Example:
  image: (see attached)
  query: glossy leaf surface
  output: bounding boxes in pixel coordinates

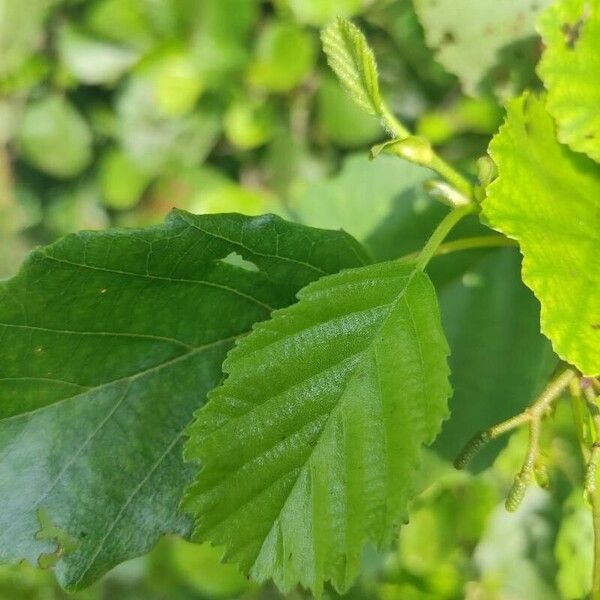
[184,260,450,596]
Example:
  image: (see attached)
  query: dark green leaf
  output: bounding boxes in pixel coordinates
[0,210,368,588]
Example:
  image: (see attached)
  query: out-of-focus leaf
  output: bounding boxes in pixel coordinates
[434,248,557,469]
[151,538,252,599]
[0,0,54,80]
[247,21,315,92]
[224,98,275,150]
[58,25,139,85]
[483,92,600,376]
[132,166,287,228]
[84,0,156,49]
[290,153,431,246]
[474,491,560,599]
[285,0,374,26]
[18,95,93,179]
[414,0,552,96]
[304,160,557,469]
[0,211,368,588]
[317,75,382,148]
[368,0,455,93]
[397,474,498,596]
[192,0,258,88]
[135,47,204,118]
[116,78,219,173]
[417,97,503,145]
[555,492,593,599]
[538,0,600,162]
[100,149,152,210]
[45,183,109,235]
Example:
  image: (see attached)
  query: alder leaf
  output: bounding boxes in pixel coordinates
[184,260,451,596]
[0,211,368,588]
[321,18,384,117]
[414,0,551,96]
[538,0,600,162]
[483,93,600,376]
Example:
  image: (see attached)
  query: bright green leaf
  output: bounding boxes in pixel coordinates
[414,0,552,96]
[18,95,93,179]
[0,211,367,588]
[538,0,600,162]
[224,98,275,150]
[184,260,451,596]
[321,18,384,117]
[483,92,600,376]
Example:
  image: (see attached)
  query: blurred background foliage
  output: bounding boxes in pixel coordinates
[0,0,589,598]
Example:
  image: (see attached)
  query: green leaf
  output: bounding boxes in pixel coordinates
[483,92,600,376]
[538,0,600,162]
[224,98,275,150]
[116,79,220,173]
[290,153,432,248]
[321,18,384,117]
[414,0,552,96]
[18,95,93,179]
[0,0,55,80]
[0,211,367,588]
[247,21,315,93]
[184,260,451,596]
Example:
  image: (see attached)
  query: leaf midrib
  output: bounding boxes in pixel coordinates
[249,265,421,575]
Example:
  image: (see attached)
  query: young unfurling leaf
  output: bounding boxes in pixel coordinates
[321,18,384,119]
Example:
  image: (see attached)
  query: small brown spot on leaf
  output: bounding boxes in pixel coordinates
[442,30,456,44]
[562,4,591,49]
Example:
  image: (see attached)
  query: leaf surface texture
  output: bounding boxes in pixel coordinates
[483,93,600,375]
[184,260,451,596]
[538,0,600,162]
[0,210,367,587]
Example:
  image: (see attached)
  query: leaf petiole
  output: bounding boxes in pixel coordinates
[399,234,518,263]
[414,204,476,271]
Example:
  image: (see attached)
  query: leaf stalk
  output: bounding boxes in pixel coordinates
[414,204,476,271]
